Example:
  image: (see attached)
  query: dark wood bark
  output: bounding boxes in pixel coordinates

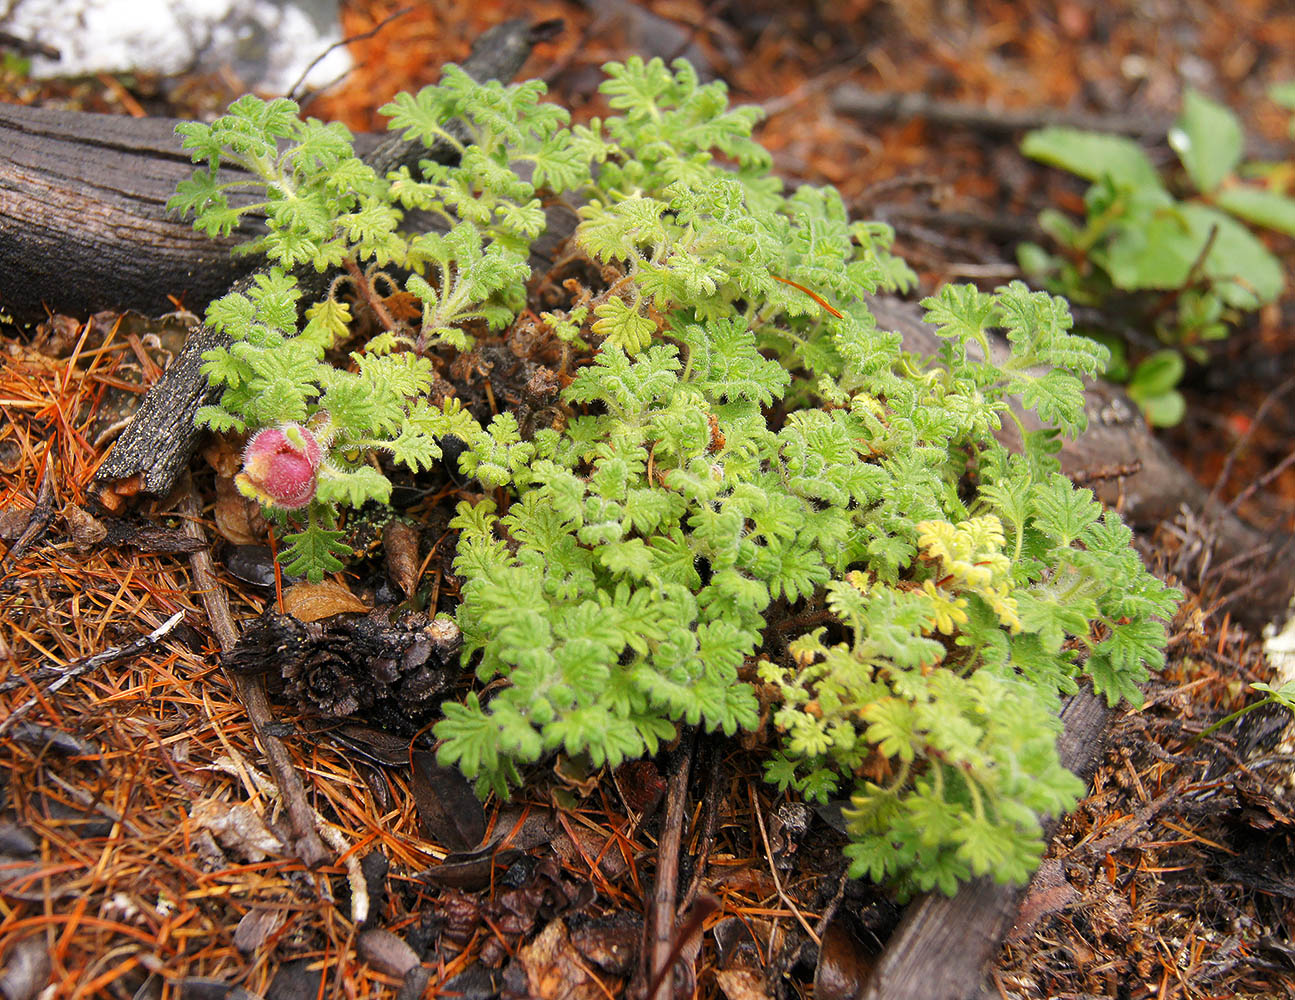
[0,103,258,320]
[0,20,550,323]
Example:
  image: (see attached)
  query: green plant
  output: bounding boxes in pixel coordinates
[172,57,1179,896]
[1195,679,1295,743]
[1018,85,1295,425]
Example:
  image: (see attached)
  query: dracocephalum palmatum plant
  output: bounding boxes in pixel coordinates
[171,56,1180,896]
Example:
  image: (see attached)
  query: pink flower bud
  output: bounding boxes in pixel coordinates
[236,423,323,510]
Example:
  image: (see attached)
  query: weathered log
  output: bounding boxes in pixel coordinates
[0,103,258,320]
[0,21,552,322]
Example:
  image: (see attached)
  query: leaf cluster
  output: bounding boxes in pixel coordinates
[1019,84,1295,425]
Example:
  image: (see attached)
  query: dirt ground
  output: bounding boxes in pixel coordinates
[2,2,1294,998]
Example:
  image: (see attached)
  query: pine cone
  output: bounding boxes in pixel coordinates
[224,607,462,723]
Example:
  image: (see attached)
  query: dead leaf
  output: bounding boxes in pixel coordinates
[169,979,263,1000]
[712,916,762,970]
[0,507,31,540]
[266,958,323,1000]
[0,859,82,901]
[383,518,421,596]
[202,436,244,479]
[233,908,287,953]
[9,722,98,756]
[813,913,877,1000]
[516,920,607,1000]
[0,823,37,856]
[0,936,51,1000]
[358,929,420,978]
[213,474,264,547]
[1008,858,1080,941]
[327,723,411,767]
[707,864,777,898]
[614,759,666,817]
[383,290,422,322]
[102,516,206,554]
[62,504,106,548]
[281,580,368,621]
[410,750,487,851]
[190,799,287,863]
[434,966,500,1000]
[568,911,641,976]
[715,968,770,1000]
[225,545,280,587]
[551,823,628,879]
[416,848,525,891]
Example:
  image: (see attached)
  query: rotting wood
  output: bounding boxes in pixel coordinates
[0,20,558,324]
[0,103,258,321]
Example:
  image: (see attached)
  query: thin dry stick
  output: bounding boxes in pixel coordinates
[1206,373,1295,510]
[287,5,415,104]
[749,786,820,946]
[342,255,400,334]
[0,448,56,569]
[1224,445,1295,517]
[679,742,723,912]
[0,610,186,735]
[179,482,330,867]
[646,736,695,1000]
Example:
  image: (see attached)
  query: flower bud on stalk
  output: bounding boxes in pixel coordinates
[237,423,323,510]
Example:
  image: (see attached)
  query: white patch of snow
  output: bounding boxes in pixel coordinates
[1,0,351,94]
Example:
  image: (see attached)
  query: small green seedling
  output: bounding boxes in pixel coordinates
[1019,84,1295,425]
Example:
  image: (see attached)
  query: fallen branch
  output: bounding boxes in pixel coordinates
[831,83,1172,138]
[0,449,55,570]
[644,736,695,1000]
[0,608,187,736]
[831,83,1286,160]
[179,480,330,867]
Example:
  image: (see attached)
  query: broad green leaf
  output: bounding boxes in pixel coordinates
[1271,81,1295,111]
[1022,127,1163,190]
[1129,387,1185,427]
[1127,349,1184,397]
[1214,186,1295,237]
[1101,202,1284,306]
[1168,89,1243,194]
